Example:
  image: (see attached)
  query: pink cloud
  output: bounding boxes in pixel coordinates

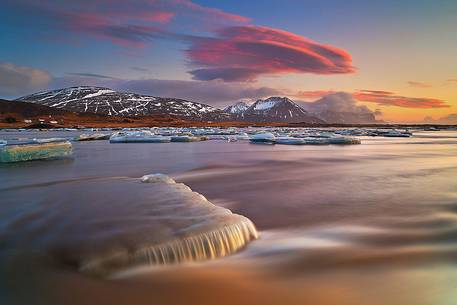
[353,90,449,108]
[296,89,449,109]
[136,11,175,23]
[187,25,355,81]
[177,0,250,23]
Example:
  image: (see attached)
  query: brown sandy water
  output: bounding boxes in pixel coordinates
[1,130,457,305]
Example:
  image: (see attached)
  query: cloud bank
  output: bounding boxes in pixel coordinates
[299,92,373,114]
[424,114,457,124]
[0,62,51,98]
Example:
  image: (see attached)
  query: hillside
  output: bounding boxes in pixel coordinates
[17,86,232,121]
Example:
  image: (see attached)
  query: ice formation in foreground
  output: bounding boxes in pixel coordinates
[0,140,72,162]
[1,174,258,275]
[76,175,258,274]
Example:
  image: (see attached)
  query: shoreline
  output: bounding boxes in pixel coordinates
[1,120,456,130]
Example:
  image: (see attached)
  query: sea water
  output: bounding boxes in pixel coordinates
[1,130,457,305]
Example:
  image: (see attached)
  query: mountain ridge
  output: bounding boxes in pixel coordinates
[17,86,232,122]
[15,87,378,124]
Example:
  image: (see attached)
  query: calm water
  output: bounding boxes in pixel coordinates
[1,130,457,305]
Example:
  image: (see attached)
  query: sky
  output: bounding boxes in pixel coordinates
[0,0,456,122]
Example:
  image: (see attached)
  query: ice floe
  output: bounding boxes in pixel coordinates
[74,133,110,141]
[0,139,72,162]
[110,131,171,143]
[249,133,276,144]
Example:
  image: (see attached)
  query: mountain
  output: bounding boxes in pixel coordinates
[15,87,378,124]
[17,86,232,122]
[223,101,249,114]
[224,97,324,123]
[0,99,237,128]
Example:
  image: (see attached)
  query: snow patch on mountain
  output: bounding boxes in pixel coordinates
[82,89,116,100]
[224,101,250,114]
[252,99,280,110]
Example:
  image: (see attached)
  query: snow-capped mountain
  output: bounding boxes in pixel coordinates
[17,86,232,121]
[224,97,324,123]
[223,101,249,114]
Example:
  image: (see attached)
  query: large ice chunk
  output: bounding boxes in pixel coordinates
[0,140,72,163]
[170,135,203,142]
[1,174,258,275]
[249,133,276,144]
[74,133,110,141]
[141,173,176,184]
[110,131,171,143]
[328,136,361,145]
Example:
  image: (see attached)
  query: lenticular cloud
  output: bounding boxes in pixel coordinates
[187,25,355,81]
